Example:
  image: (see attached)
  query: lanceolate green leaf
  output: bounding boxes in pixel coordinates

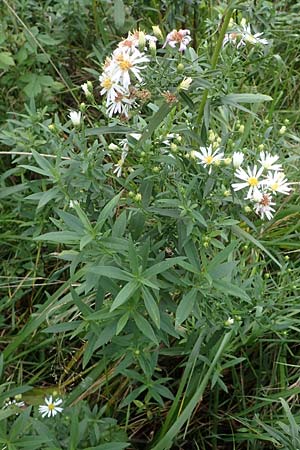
[88,265,133,282]
[133,312,159,345]
[221,93,272,104]
[175,288,198,326]
[142,287,160,328]
[110,280,139,311]
[143,257,185,278]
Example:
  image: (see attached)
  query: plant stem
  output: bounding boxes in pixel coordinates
[196,7,233,126]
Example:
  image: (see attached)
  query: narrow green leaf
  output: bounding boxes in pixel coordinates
[88,266,132,282]
[0,183,28,199]
[222,93,272,104]
[96,193,121,231]
[142,287,160,328]
[175,288,197,326]
[133,313,159,345]
[85,126,136,136]
[116,313,130,335]
[143,257,185,278]
[139,103,174,145]
[110,280,139,311]
[214,279,250,302]
[43,321,81,333]
[33,231,80,243]
[114,0,125,29]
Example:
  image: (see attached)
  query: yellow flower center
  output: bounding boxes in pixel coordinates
[246,34,256,44]
[204,155,214,164]
[248,177,258,186]
[101,78,113,89]
[48,403,54,410]
[271,182,279,191]
[119,59,132,71]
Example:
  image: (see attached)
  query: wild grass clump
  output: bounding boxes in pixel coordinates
[0,1,300,449]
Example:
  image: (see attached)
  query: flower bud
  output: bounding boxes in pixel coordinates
[108,143,119,151]
[177,63,184,72]
[232,151,244,168]
[69,110,81,127]
[149,39,157,57]
[279,125,286,135]
[138,31,146,52]
[152,25,163,40]
[135,193,142,202]
[48,123,56,132]
[225,317,234,326]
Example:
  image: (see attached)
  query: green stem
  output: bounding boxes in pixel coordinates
[196,7,233,126]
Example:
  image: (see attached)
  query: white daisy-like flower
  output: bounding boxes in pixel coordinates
[110,49,149,90]
[192,145,224,174]
[113,149,128,178]
[253,192,276,220]
[232,151,244,168]
[106,93,133,118]
[240,21,268,46]
[223,32,241,47]
[258,151,282,171]
[99,72,126,104]
[163,29,192,52]
[118,30,157,52]
[178,77,193,91]
[264,171,291,195]
[232,165,264,200]
[69,111,81,126]
[38,396,63,418]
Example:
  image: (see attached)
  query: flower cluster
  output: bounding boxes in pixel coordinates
[191,137,291,221]
[97,27,192,118]
[223,18,268,48]
[232,151,291,220]
[99,30,153,118]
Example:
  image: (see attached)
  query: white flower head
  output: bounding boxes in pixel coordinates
[223,32,241,47]
[232,165,264,200]
[253,192,276,220]
[192,145,224,174]
[106,93,134,118]
[259,151,282,171]
[232,151,244,168]
[163,29,192,52]
[110,48,149,90]
[178,77,193,91]
[69,111,81,126]
[99,72,126,104]
[264,171,291,195]
[240,21,268,46]
[118,30,157,53]
[38,396,63,418]
[113,148,128,178]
